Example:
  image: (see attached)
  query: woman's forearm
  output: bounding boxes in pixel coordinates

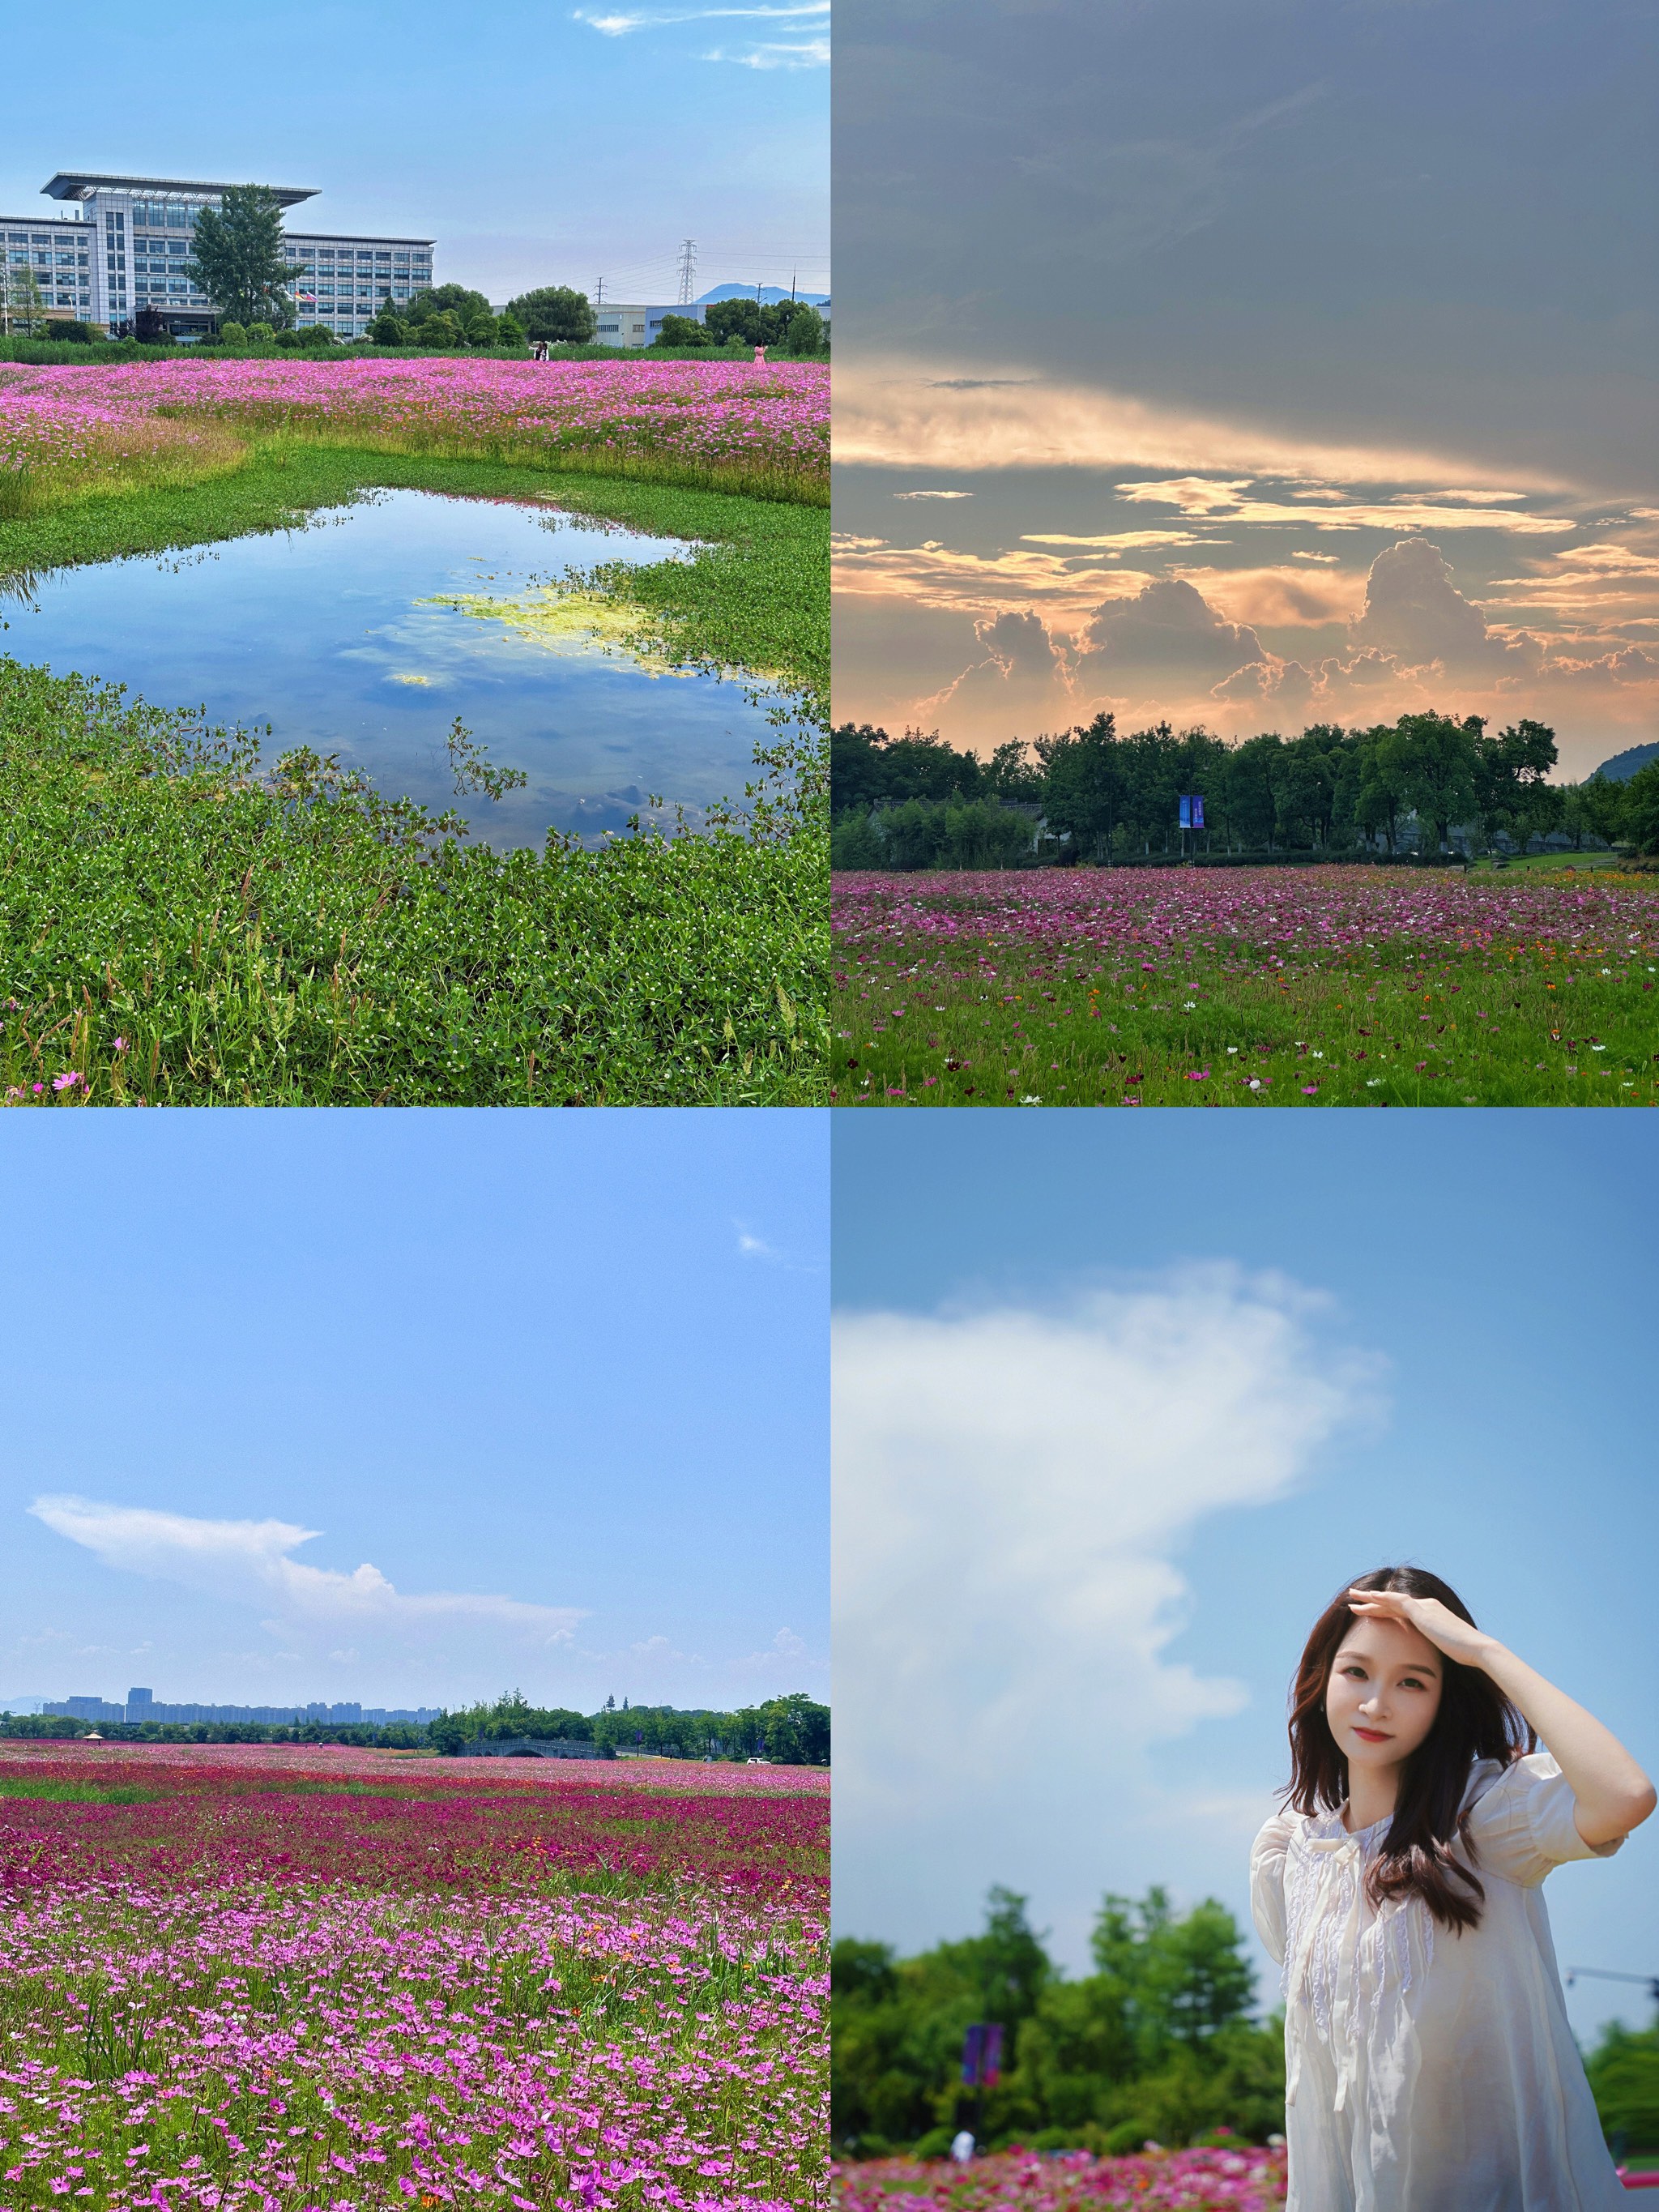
[1474,1638,1657,1847]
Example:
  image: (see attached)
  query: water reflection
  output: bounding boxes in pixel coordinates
[0,489,782,846]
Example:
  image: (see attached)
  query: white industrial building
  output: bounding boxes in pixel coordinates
[593,301,706,347]
[15,172,435,338]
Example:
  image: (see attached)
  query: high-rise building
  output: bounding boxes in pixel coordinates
[35,173,435,339]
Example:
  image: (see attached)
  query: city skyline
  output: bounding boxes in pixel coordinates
[834,0,1656,779]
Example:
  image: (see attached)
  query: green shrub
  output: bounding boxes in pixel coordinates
[218,320,248,347]
[247,321,274,344]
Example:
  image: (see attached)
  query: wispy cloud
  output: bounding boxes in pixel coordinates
[28,1497,584,1656]
[836,357,1576,493]
[736,1222,779,1262]
[894,490,975,502]
[574,1,829,61]
[700,36,828,66]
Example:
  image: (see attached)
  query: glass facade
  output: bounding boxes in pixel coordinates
[32,177,434,338]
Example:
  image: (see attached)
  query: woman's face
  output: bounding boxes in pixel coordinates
[1325,1613,1444,1776]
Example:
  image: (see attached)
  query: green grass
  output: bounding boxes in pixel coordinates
[0,443,827,1106]
[834,935,1659,1107]
[0,1778,164,1804]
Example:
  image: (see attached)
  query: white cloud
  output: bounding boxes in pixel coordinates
[895,490,975,501]
[832,1270,1375,1952]
[27,1497,584,1659]
[700,36,828,66]
[736,1223,778,1260]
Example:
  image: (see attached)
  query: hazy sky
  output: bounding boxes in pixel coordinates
[834,0,1658,777]
[0,0,829,304]
[833,1111,1659,2043]
[0,1111,826,1718]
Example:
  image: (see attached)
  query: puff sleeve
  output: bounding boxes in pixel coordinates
[1250,1809,1298,1964]
[1462,1751,1627,1888]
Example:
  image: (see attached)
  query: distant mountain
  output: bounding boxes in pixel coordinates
[0,1696,49,1715]
[696,283,830,306]
[1593,741,1659,782]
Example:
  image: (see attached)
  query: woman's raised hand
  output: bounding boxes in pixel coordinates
[1346,1586,1494,1668]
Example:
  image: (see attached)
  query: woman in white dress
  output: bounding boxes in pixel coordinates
[1251,1567,1654,2212]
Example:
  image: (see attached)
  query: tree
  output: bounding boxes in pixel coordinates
[1586,2020,1659,2152]
[420,310,466,348]
[1575,771,1630,850]
[464,309,499,347]
[1038,712,1125,861]
[497,310,526,348]
[1621,758,1659,855]
[2,264,49,337]
[506,285,597,343]
[405,284,493,335]
[1375,711,1482,851]
[182,185,295,328]
[650,311,713,348]
[366,301,406,346]
[784,302,826,355]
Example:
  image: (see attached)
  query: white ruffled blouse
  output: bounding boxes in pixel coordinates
[1251,1753,1627,2212]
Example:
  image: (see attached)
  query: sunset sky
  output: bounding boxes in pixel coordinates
[834,0,1657,779]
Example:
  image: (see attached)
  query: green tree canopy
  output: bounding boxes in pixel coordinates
[507,285,598,343]
[405,284,493,334]
[832,1885,1276,2159]
[650,312,713,349]
[183,186,296,328]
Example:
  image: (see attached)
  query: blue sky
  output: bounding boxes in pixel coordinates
[0,0,828,303]
[833,1110,1659,2039]
[0,1110,826,1719]
[833,0,1658,776]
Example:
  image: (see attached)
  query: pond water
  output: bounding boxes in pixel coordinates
[0,488,783,847]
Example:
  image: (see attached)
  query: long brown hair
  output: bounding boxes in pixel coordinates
[1283,1566,1534,1932]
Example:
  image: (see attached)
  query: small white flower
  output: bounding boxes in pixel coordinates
[1021,1094,1042,1105]
[1311,1050,1324,1059]
[1592,1044,1606,1051]
[1226,1045,1239,1053]
[1248,1078,1262,1090]
[1183,1001,1196,1010]
[1367,1078,1382,1087]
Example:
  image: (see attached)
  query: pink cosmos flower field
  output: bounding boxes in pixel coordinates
[833,2147,1286,2212]
[0,357,829,505]
[831,864,1659,1107]
[0,1744,827,2212]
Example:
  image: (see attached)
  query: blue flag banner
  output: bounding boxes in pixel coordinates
[962,2022,1004,2086]
[1192,794,1205,829]
[1179,795,1192,830]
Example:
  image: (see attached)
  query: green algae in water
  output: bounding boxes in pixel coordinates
[420,584,697,677]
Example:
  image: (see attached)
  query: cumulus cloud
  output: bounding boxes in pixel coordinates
[916,609,1074,723]
[1348,538,1537,673]
[28,1497,584,1659]
[832,1270,1374,1950]
[1073,578,1267,684]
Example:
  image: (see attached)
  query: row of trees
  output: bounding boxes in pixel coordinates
[428,1689,830,1764]
[0,1711,429,1749]
[835,1886,1282,2157]
[834,1885,1659,2159]
[831,716,1659,869]
[654,298,828,355]
[0,1692,830,1764]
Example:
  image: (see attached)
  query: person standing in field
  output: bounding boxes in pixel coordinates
[1252,1567,1654,2212]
